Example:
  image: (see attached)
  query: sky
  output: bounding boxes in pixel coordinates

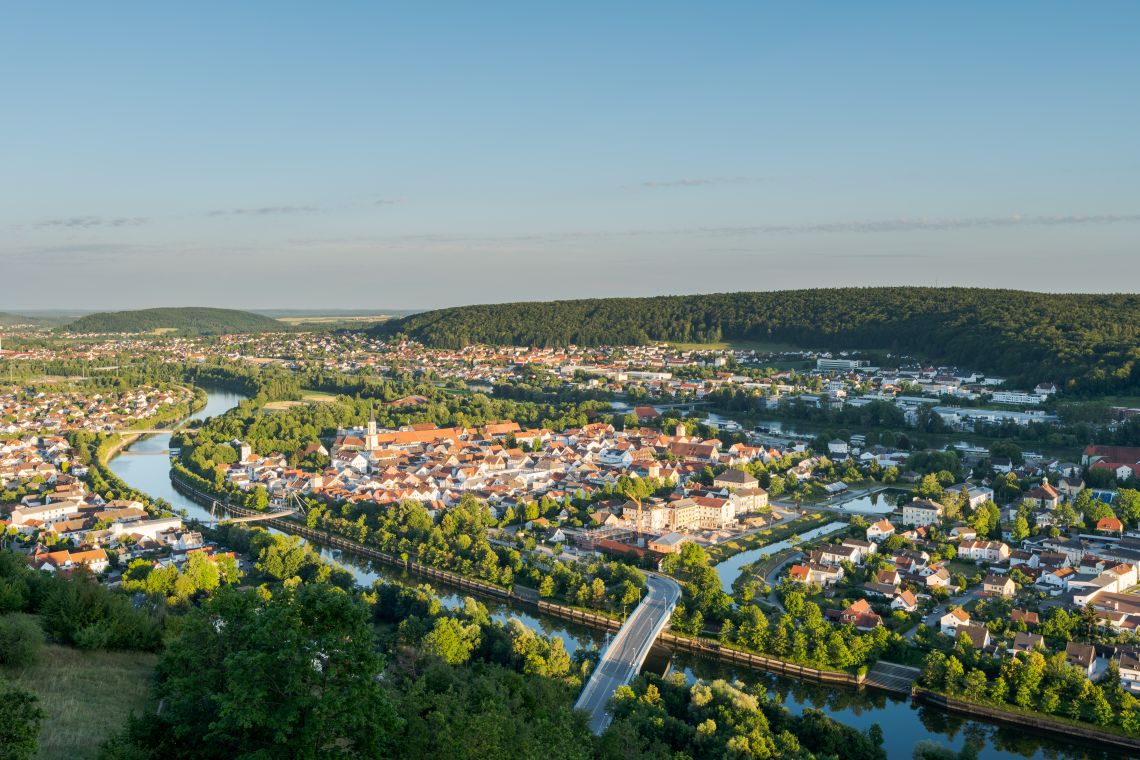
[3,1,1139,311]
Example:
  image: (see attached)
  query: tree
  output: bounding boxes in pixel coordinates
[0,679,45,760]
[1011,515,1030,542]
[590,577,607,608]
[0,616,43,666]
[126,584,400,758]
[962,669,988,701]
[422,616,479,665]
[538,575,555,598]
[917,474,944,501]
[944,656,965,694]
[1117,488,1140,526]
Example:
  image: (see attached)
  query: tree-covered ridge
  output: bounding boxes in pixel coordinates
[64,307,285,335]
[0,312,52,327]
[372,288,1140,395]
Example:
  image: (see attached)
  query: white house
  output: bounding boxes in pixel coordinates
[903,498,944,528]
[958,539,1011,563]
[940,607,971,636]
[866,519,895,541]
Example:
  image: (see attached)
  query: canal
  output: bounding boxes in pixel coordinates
[106,388,1124,760]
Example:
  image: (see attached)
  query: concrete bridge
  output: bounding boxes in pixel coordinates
[574,573,682,734]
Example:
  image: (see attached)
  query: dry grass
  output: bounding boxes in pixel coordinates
[263,400,305,409]
[3,641,158,760]
[275,314,392,325]
[263,390,336,410]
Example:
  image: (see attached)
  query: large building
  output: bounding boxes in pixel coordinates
[902,498,944,528]
[816,358,868,372]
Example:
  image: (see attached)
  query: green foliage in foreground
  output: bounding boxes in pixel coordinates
[374,287,1140,395]
[0,552,162,652]
[0,677,45,760]
[603,674,885,760]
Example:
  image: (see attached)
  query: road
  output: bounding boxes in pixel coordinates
[574,573,683,734]
[906,586,985,640]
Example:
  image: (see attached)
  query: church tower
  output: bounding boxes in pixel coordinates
[366,401,378,450]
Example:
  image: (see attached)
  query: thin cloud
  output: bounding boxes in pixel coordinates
[690,213,1140,235]
[639,176,757,188]
[36,216,148,229]
[207,205,319,217]
[354,212,1140,246]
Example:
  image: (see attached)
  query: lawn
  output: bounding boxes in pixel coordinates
[705,511,834,564]
[3,639,158,760]
[263,390,338,409]
[666,339,805,353]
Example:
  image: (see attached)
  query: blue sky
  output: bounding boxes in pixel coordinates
[3,2,1138,310]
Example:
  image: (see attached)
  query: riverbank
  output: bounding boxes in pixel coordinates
[99,388,1131,760]
[170,472,881,689]
[914,688,1140,754]
[96,385,207,464]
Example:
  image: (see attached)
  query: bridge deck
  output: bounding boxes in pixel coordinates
[218,507,298,524]
[574,574,681,734]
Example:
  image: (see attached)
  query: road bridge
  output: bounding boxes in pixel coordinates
[574,573,682,734]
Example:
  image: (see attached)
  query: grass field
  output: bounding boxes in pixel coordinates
[264,389,338,410]
[2,636,157,760]
[275,314,392,326]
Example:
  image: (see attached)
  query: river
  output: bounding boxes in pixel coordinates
[106,389,1123,760]
[713,521,849,594]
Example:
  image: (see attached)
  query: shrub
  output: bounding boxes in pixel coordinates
[0,615,44,666]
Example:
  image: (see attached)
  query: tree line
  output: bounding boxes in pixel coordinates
[374,288,1140,396]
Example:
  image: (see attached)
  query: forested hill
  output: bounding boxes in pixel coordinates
[64,307,285,335]
[0,312,48,327]
[372,288,1140,395]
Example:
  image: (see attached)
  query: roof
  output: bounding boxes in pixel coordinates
[958,623,990,649]
[714,469,758,485]
[1098,517,1124,531]
[945,607,970,623]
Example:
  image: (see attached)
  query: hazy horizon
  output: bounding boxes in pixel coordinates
[7,283,1140,319]
[4,3,1138,310]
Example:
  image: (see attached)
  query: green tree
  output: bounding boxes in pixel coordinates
[124,583,400,758]
[0,679,45,760]
[0,616,43,666]
[538,575,555,598]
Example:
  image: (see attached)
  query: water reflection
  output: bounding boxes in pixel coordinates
[107,390,1129,760]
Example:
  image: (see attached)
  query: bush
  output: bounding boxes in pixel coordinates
[0,678,45,760]
[0,615,44,666]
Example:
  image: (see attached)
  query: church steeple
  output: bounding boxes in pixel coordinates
[366,400,378,450]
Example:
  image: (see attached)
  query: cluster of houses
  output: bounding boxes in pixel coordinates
[0,385,188,435]
[1,437,206,577]
[788,529,949,628]
[1083,444,1140,484]
[219,420,779,538]
[1,435,79,489]
[939,603,1140,693]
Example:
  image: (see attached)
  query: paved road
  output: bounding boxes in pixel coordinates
[575,573,683,734]
[906,586,985,640]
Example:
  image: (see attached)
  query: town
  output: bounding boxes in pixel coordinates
[5,326,1140,760]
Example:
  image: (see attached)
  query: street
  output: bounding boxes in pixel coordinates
[574,573,682,734]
